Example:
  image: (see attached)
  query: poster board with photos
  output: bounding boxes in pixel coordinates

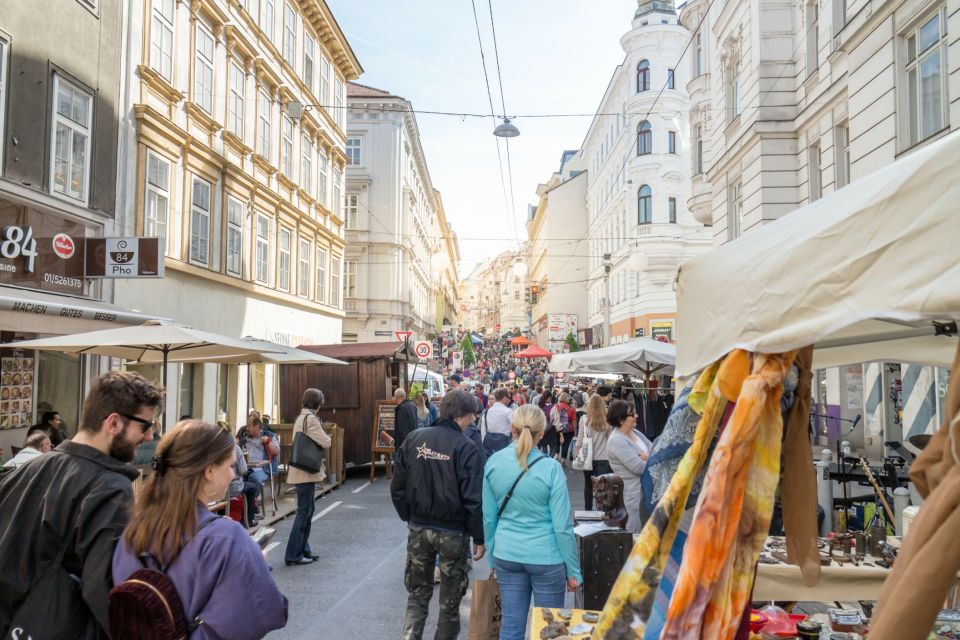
[0,339,36,430]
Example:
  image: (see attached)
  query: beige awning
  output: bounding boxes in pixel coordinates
[0,285,164,334]
[675,129,960,377]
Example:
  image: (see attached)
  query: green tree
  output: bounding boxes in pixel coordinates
[565,332,580,352]
[460,335,476,366]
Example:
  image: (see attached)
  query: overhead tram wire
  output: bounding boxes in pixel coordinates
[486,0,520,245]
[470,0,514,237]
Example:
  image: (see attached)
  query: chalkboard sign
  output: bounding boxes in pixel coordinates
[372,400,397,452]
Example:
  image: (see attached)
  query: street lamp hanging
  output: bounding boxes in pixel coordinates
[493,117,520,138]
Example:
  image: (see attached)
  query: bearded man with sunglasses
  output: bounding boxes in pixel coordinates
[0,370,163,639]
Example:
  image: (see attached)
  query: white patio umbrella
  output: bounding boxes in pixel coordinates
[4,321,286,424]
[548,338,676,377]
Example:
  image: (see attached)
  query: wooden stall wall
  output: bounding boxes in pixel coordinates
[280,359,398,467]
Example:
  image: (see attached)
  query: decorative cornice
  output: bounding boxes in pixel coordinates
[134,104,189,149]
[719,26,744,65]
[223,130,253,157]
[138,65,184,104]
[192,0,230,27]
[252,153,278,175]
[254,58,283,91]
[184,101,223,135]
[224,24,257,64]
[277,172,298,192]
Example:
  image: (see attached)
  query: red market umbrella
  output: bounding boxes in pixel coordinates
[509,336,531,346]
[514,344,553,359]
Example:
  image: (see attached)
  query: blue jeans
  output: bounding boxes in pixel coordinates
[249,467,269,485]
[494,558,566,640]
[285,482,315,562]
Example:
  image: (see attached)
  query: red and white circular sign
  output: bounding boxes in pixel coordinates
[414,341,433,359]
[52,233,76,259]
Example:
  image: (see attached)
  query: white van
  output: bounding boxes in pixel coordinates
[407,364,444,399]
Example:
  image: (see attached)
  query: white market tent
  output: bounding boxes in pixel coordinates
[549,338,675,377]
[675,129,960,378]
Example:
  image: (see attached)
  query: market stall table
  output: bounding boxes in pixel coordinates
[530,607,601,639]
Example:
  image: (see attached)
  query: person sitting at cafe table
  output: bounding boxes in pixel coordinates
[2,432,51,469]
[238,416,280,482]
[27,410,66,447]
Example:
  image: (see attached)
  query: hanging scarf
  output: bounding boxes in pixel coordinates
[662,351,796,640]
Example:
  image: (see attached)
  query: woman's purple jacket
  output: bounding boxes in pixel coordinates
[113,504,288,639]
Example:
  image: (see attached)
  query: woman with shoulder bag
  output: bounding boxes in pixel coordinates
[573,394,613,510]
[606,400,652,533]
[285,388,332,566]
[112,420,287,639]
[482,405,583,640]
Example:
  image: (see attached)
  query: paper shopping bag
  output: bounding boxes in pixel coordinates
[468,574,502,640]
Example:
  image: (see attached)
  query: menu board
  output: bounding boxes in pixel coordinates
[0,350,35,429]
[372,400,397,451]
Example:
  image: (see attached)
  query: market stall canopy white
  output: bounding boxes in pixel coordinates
[150,337,349,366]
[3,321,284,364]
[675,129,960,377]
[548,338,675,377]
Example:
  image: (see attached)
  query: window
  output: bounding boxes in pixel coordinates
[345,259,357,298]
[694,32,703,77]
[334,77,344,127]
[283,2,296,67]
[333,166,342,218]
[255,214,270,283]
[904,7,949,146]
[320,55,330,105]
[514,290,520,300]
[344,193,358,228]
[301,135,313,194]
[636,121,652,155]
[194,23,214,113]
[668,131,677,154]
[189,177,211,265]
[151,0,175,81]
[726,61,742,123]
[0,37,8,169]
[51,75,92,203]
[833,0,846,37]
[808,143,822,201]
[281,115,294,176]
[318,148,328,206]
[298,238,310,296]
[144,151,170,243]
[304,33,315,93]
[693,124,703,174]
[835,122,850,188]
[727,179,742,241]
[806,0,819,77]
[262,0,275,41]
[278,227,291,291]
[330,255,341,307]
[228,62,245,136]
[346,137,361,165]
[669,197,677,223]
[258,91,272,159]
[636,59,650,92]
[315,246,327,302]
[226,196,244,276]
[667,68,675,90]
[637,185,652,224]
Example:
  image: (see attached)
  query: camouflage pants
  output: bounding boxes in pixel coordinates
[402,526,470,640]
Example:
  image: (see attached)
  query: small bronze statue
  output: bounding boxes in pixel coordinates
[592,474,628,529]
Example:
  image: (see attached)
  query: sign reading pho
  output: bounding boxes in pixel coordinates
[85,238,163,278]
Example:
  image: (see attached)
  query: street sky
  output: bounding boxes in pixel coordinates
[328,0,640,277]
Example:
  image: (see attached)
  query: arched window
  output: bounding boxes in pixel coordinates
[637,121,652,156]
[637,59,650,92]
[637,185,652,224]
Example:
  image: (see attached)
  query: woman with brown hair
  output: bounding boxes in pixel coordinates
[573,393,613,510]
[112,420,287,638]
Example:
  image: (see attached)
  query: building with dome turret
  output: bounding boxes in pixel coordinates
[579,0,712,346]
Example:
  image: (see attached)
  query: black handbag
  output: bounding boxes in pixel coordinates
[290,415,324,473]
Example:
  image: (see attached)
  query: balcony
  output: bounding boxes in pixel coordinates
[686,73,710,103]
[688,175,714,225]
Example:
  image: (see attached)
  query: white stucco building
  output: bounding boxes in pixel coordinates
[687,0,958,453]
[527,151,589,352]
[113,0,360,425]
[342,82,460,342]
[582,0,712,347]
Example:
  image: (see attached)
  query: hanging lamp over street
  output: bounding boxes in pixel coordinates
[493,117,520,138]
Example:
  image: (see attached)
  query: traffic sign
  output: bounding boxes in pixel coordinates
[413,341,433,360]
[395,330,413,342]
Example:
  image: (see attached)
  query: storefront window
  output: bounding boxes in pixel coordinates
[36,351,81,435]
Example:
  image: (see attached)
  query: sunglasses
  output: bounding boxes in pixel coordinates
[119,413,158,433]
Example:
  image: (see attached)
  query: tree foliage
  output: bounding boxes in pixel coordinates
[565,332,580,352]
[460,334,476,365]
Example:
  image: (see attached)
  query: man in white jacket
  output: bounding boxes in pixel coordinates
[2,432,51,469]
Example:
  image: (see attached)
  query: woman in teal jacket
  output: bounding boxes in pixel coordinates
[482,404,583,640]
